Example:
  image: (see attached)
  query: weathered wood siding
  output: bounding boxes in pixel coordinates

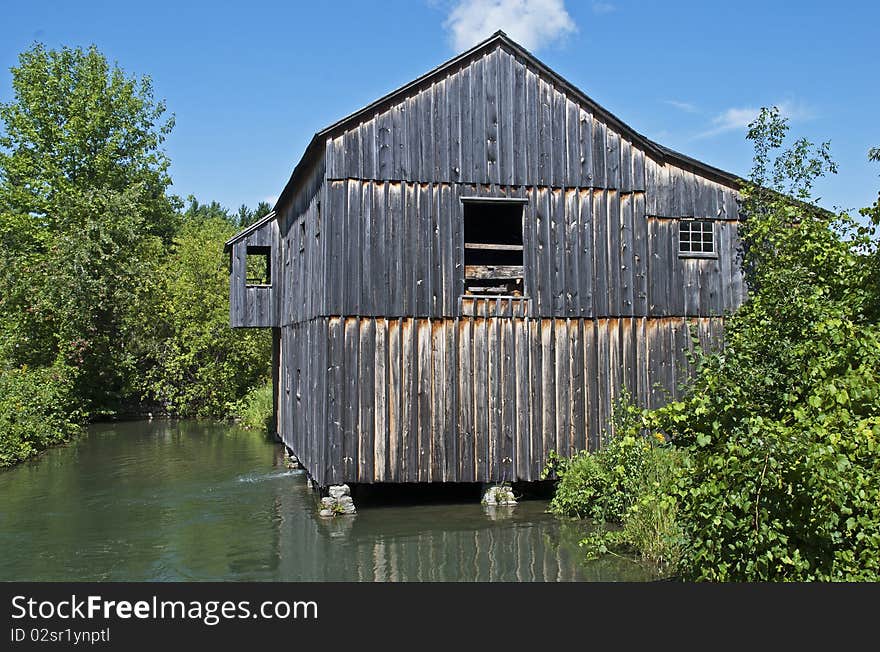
[322,180,744,319]
[229,219,280,328]
[279,315,723,487]
[230,157,327,328]
[325,46,652,190]
[276,181,327,325]
[235,37,749,487]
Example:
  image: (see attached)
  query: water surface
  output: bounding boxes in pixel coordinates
[0,420,657,581]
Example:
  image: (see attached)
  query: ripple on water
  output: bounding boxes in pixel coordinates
[236,469,304,483]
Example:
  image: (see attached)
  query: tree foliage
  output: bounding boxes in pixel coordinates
[0,43,273,466]
[545,110,880,581]
[236,201,273,228]
[0,43,179,412]
[653,109,880,581]
[134,198,271,417]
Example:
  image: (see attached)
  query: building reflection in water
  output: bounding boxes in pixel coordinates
[272,474,657,582]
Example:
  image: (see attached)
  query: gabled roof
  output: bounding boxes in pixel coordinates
[273,30,742,216]
[223,210,276,252]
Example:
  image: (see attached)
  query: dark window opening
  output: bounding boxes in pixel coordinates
[463,201,525,296]
[315,201,321,238]
[679,220,715,256]
[246,245,271,285]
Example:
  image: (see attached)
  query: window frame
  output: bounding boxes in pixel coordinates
[459,196,529,299]
[678,219,718,259]
[245,245,273,287]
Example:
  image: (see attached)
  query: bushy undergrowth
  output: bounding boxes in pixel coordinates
[0,363,83,467]
[651,110,880,581]
[235,378,274,432]
[546,109,880,581]
[544,398,687,572]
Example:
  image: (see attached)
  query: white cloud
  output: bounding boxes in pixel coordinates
[443,0,577,52]
[697,101,814,138]
[663,99,699,113]
[591,2,615,14]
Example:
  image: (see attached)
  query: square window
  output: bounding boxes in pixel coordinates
[246,246,271,285]
[679,220,715,256]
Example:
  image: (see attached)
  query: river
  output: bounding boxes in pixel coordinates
[0,420,657,581]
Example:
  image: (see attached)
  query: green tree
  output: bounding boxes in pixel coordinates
[656,109,880,581]
[236,200,273,228]
[135,198,271,417]
[0,43,179,412]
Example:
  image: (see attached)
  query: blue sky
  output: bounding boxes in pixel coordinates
[2,0,878,214]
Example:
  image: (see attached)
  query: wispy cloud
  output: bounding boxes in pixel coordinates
[591,2,615,14]
[664,99,699,113]
[443,0,577,51]
[696,101,815,138]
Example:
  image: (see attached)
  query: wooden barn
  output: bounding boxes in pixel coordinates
[225,31,746,491]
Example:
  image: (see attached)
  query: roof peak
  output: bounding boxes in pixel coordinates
[271,28,740,213]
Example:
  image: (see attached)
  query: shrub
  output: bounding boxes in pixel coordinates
[544,397,687,573]
[544,398,650,522]
[650,109,880,581]
[661,320,880,581]
[237,378,274,432]
[0,363,84,467]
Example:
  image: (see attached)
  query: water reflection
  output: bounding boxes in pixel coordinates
[0,420,657,582]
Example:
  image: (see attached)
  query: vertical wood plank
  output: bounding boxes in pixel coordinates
[514,317,530,479]
[431,320,446,481]
[358,318,375,482]
[525,68,538,184]
[564,188,579,315]
[499,50,514,186]
[328,317,344,484]
[554,318,570,457]
[487,316,501,481]
[485,48,499,185]
[528,318,543,477]
[571,318,586,452]
[513,56,527,186]
[593,189,608,316]
[460,65,473,184]
[471,55,486,183]
[551,188,565,315]
[445,319,457,481]
[620,191,634,316]
[343,317,360,482]
[606,128,621,190]
[418,319,432,481]
[388,318,401,481]
[403,317,417,482]
[374,318,388,482]
[541,319,555,468]
[607,190,621,316]
[474,316,489,481]
[592,119,606,188]
[501,315,515,482]
[633,193,648,316]
[458,317,475,481]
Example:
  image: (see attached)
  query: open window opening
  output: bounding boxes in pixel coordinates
[679,219,716,257]
[246,245,272,286]
[463,200,525,296]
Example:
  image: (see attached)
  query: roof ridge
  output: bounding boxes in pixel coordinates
[270,31,742,216]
